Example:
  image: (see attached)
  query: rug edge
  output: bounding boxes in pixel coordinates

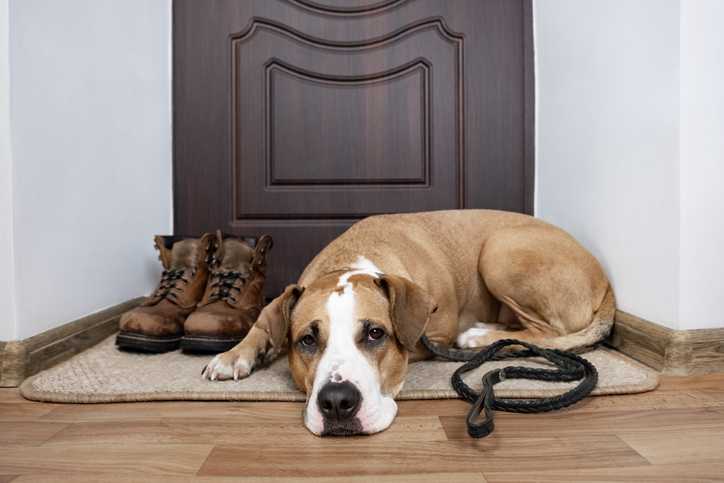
[20,372,308,404]
[20,339,660,404]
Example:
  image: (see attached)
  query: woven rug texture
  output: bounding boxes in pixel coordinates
[20,335,659,403]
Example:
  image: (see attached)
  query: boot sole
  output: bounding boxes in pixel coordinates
[179,335,244,353]
[115,331,181,353]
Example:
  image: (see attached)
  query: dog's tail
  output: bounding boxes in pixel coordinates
[549,283,616,354]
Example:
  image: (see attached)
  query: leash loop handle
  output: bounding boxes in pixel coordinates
[420,336,598,439]
[465,369,504,438]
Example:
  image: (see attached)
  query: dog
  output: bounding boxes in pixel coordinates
[202,210,615,436]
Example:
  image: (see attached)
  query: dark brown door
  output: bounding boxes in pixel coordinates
[174,0,534,296]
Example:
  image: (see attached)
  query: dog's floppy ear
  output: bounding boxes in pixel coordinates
[375,274,437,352]
[255,284,304,350]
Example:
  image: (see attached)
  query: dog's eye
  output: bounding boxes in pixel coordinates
[300,334,315,347]
[368,328,385,341]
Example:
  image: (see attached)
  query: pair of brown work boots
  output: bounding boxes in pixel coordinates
[115,231,273,353]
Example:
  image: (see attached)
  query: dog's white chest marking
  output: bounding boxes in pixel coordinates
[304,256,397,435]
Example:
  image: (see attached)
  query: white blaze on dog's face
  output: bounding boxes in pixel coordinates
[287,258,434,436]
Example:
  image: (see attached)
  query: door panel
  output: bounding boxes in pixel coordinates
[232,20,459,219]
[174,0,534,296]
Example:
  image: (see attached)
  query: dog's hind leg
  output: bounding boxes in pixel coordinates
[458,287,614,353]
[457,294,565,349]
[466,224,615,353]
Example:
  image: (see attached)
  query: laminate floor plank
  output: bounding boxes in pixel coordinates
[408,389,724,421]
[440,407,724,439]
[701,388,724,403]
[11,474,487,483]
[41,416,446,446]
[552,388,724,412]
[658,373,724,390]
[0,422,69,446]
[37,401,305,423]
[4,371,724,480]
[197,436,649,477]
[0,389,28,403]
[484,463,724,482]
[395,399,471,417]
[618,429,724,465]
[0,403,59,422]
[0,444,214,476]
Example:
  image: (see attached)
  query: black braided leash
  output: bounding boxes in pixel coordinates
[420,335,598,438]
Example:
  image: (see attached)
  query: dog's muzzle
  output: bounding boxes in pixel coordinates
[317,381,363,435]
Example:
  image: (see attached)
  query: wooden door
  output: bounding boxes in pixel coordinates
[174,0,534,296]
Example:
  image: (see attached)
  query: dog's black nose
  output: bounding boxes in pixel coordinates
[317,381,362,420]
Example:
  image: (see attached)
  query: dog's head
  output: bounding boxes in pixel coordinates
[256,259,436,435]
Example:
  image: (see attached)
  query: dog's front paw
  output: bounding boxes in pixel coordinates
[201,351,253,381]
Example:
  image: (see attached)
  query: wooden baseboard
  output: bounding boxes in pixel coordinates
[0,297,144,387]
[608,310,724,376]
[2,301,721,385]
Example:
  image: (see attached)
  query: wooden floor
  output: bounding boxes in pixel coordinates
[1,372,724,482]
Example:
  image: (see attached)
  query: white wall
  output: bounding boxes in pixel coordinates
[0,0,16,341]
[5,0,172,340]
[535,0,682,329]
[679,0,724,330]
[4,0,720,340]
[536,0,724,331]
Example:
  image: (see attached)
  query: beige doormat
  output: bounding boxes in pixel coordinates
[20,334,659,403]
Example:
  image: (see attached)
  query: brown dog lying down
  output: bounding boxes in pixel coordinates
[202,210,615,436]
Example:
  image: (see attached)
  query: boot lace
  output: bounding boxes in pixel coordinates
[209,271,248,303]
[154,269,191,300]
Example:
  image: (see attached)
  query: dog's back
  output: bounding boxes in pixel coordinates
[299,209,614,355]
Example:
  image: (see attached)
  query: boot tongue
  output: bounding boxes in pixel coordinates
[218,238,254,272]
[168,239,200,271]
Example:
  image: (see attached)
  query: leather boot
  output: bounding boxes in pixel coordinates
[180,231,273,352]
[116,234,215,353]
